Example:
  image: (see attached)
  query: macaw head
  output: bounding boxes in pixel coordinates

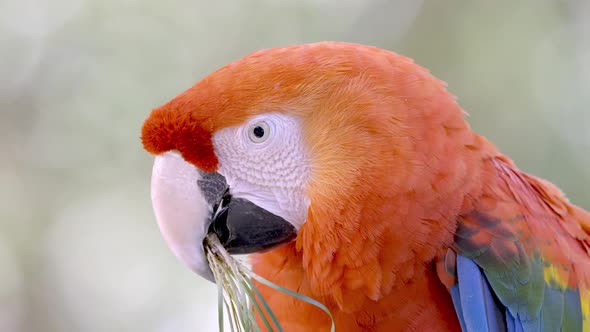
[141,42,475,298]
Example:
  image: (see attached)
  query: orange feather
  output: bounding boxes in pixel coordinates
[141,42,590,331]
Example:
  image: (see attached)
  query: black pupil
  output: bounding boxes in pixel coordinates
[253,126,265,138]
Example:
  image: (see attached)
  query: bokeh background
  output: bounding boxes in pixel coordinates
[1,0,589,331]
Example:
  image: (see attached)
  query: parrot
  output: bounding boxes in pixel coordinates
[141,42,590,331]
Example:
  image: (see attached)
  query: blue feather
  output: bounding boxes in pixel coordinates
[456,255,506,332]
[515,316,524,332]
[562,288,583,331]
[539,285,564,331]
[451,286,468,332]
[506,310,526,332]
[506,310,515,332]
[520,314,540,331]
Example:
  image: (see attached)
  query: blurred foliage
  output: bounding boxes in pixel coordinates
[0,0,588,331]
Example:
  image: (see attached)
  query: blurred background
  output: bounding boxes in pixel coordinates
[1,0,589,331]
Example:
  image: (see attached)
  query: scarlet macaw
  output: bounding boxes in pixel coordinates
[141,42,590,331]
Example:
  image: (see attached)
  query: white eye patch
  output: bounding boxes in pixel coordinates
[212,113,311,229]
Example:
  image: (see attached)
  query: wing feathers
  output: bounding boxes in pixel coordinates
[456,255,506,332]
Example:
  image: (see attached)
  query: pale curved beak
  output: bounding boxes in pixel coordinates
[150,151,297,283]
[150,151,217,282]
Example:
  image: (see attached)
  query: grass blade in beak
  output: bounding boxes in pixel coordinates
[204,234,335,332]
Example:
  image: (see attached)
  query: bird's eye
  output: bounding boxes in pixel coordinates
[248,121,270,143]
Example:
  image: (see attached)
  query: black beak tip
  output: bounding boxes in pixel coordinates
[208,197,297,255]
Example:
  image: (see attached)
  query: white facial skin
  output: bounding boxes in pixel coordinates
[150,113,310,282]
[212,113,311,230]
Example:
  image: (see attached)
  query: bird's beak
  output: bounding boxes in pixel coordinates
[150,151,297,282]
